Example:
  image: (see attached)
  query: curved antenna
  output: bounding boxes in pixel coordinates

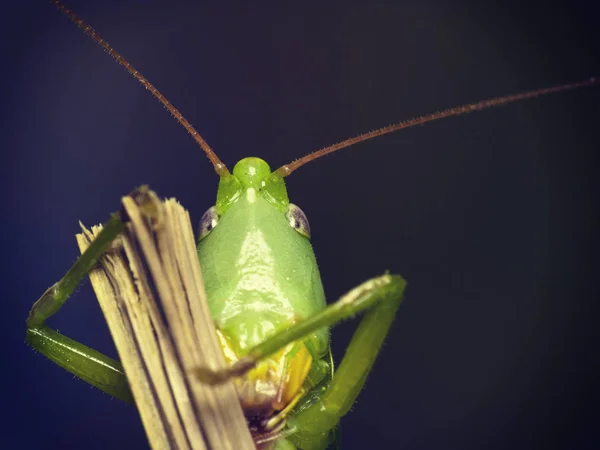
[275,77,598,177]
[52,0,229,177]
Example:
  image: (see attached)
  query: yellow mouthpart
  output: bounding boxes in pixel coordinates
[217,330,313,412]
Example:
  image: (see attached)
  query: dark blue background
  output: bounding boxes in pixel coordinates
[2,1,599,449]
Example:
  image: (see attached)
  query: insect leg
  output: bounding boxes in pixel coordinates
[196,274,406,390]
[288,276,405,446]
[26,211,133,402]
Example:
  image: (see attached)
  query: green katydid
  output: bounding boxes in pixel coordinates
[26,1,599,449]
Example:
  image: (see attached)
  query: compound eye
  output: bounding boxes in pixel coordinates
[286,203,311,239]
[198,206,219,241]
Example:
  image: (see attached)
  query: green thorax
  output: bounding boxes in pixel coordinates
[197,157,329,357]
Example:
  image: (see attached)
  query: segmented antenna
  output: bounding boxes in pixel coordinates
[275,77,599,177]
[51,0,229,177]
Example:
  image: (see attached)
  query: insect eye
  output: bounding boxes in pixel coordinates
[286,203,311,239]
[198,206,219,241]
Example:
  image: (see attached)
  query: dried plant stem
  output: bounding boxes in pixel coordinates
[76,189,254,450]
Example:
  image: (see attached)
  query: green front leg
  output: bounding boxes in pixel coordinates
[26,211,133,403]
[197,274,405,384]
[289,276,405,448]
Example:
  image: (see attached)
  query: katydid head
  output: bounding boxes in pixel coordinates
[199,157,315,241]
[200,158,312,241]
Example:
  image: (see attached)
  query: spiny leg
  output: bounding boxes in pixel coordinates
[26,188,158,403]
[27,325,132,403]
[26,211,133,402]
[289,277,404,448]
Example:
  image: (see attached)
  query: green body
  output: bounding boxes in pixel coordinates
[198,158,329,357]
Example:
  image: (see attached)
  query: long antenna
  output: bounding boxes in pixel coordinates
[275,77,598,177]
[51,0,229,177]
